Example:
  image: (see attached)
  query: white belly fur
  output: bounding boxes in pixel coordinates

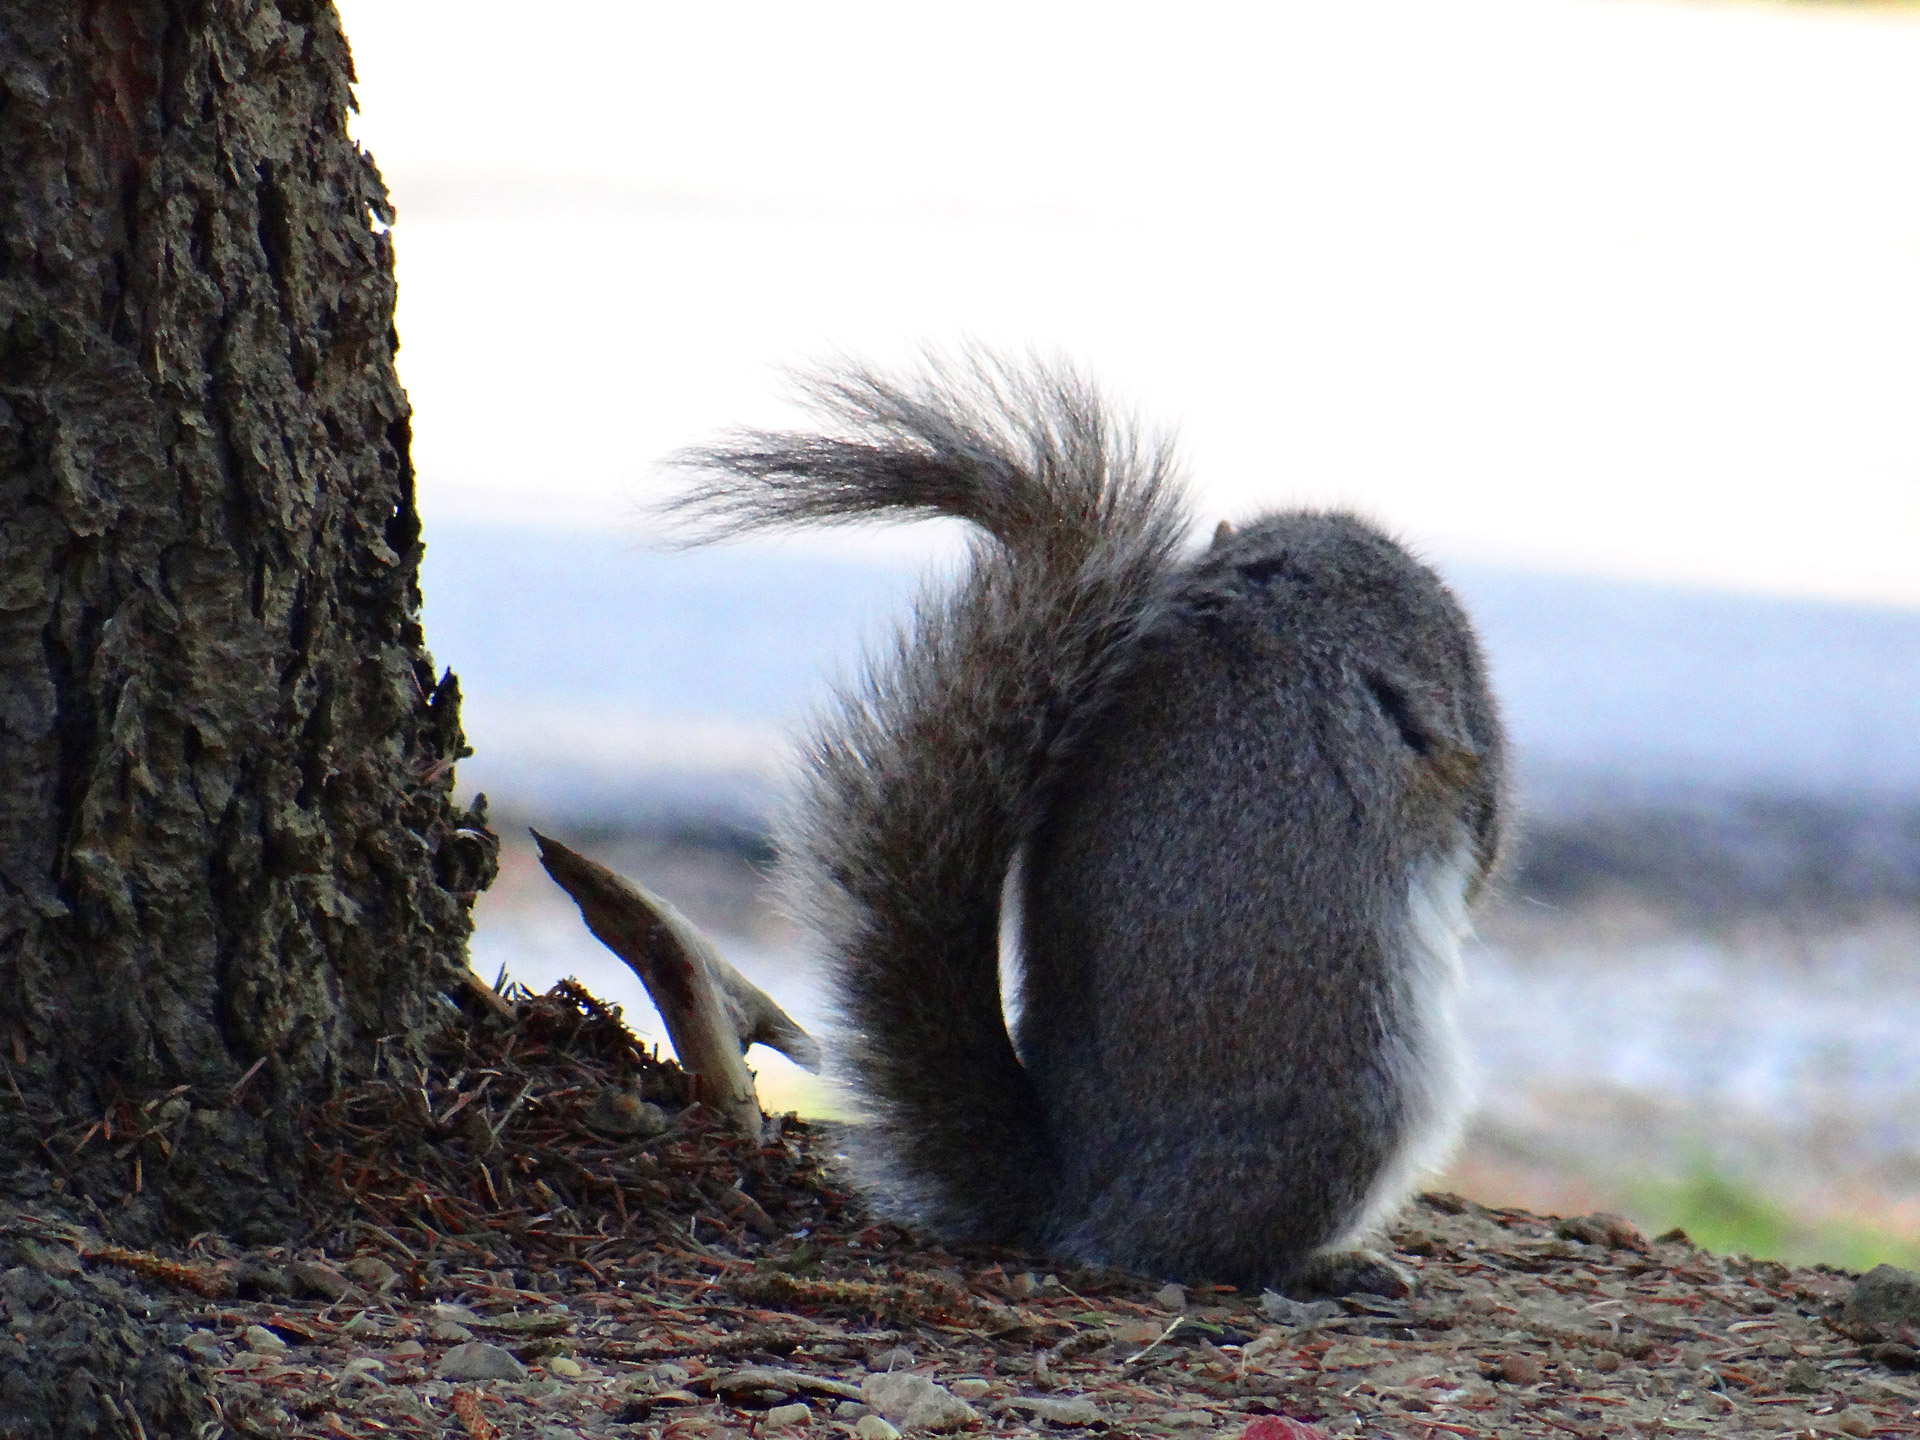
[1341,837,1477,1243]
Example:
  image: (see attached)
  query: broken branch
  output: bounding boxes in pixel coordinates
[531,831,818,1132]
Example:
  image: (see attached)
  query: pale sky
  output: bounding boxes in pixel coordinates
[336,0,1920,606]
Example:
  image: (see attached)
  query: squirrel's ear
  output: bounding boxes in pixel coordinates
[1210,519,1236,550]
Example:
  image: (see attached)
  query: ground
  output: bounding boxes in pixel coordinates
[4,986,1916,1440]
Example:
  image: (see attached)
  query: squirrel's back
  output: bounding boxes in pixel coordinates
[674,356,1505,1288]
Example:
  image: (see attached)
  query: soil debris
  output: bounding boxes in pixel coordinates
[6,982,1919,1439]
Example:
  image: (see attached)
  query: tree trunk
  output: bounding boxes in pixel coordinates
[0,0,495,1244]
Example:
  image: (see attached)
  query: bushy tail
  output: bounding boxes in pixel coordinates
[672,355,1191,1240]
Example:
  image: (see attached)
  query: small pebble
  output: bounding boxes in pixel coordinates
[243,1325,288,1355]
[949,1378,991,1400]
[428,1320,474,1343]
[546,1355,583,1379]
[437,1340,528,1383]
[389,1340,425,1359]
[430,1302,481,1324]
[1499,1354,1544,1385]
[863,1371,934,1418]
[287,1259,353,1302]
[338,1356,385,1384]
[762,1401,811,1427]
[854,1418,901,1440]
[866,1346,916,1372]
[834,1400,868,1419]
[862,1373,976,1432]
[1011,1273,1041,1298]
[1844,1263,1920,1336]
[344,1256,399,1293]
[181,1331,224,1364]
[583,1089,670,1137]
[1259,1291,1342,1326]
[1012,1395,1102,1425]
[1591,1349,1622,1373]
[1153,1283,1188,1311]
[1783,1358,1824,1393]
[1865,1341,1920,1368]
[1552,1212,1648,1251]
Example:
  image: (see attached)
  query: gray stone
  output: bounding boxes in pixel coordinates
[345,1257,400,1293]
[1008,1395,1102,1426]
[1259,1290,1342,1326]
[429,1319,474,1342]
[0,1268,52,1314]
[180,1330,224,1364]
[763,1401,811,1427]
[288,1260,353,1302]
[1783,1358,1825,1393]
[1843,1264,1920,1339]
[863,1372,933,1421]
[234,1262,292,1298]
[904,1392,978,1432]
[583,1089,670,1137]
[862,1373,978,1431]
[437,1341,528,1383]
[243,1325,288,1355]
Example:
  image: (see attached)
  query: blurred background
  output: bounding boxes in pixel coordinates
[334,0,1920,1267]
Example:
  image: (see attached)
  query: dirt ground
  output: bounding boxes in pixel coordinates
[5,985,1917,1440]
[17,1178,1920,1440]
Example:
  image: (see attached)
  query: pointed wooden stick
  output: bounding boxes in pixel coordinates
[531,831,818,1132]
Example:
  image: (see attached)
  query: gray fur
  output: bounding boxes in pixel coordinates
[673,354,1507,1288]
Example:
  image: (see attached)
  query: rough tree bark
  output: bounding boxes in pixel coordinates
[0,1,495,1245]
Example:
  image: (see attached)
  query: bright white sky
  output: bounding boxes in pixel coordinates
[335,0,1920,606]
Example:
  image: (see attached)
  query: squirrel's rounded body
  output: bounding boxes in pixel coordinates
[1020,514,1499,1283]
[676,358,1506,1290]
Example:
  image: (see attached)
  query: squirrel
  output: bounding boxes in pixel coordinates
[673,354,1507,1293]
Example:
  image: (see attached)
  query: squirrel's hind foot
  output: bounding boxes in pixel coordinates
[1285,1247,1415,1300]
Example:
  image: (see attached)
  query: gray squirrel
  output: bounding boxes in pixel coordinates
[674,355,1507,1293]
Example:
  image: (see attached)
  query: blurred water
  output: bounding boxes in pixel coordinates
[1465,928,1920,1147]
[422,518,1920,822]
